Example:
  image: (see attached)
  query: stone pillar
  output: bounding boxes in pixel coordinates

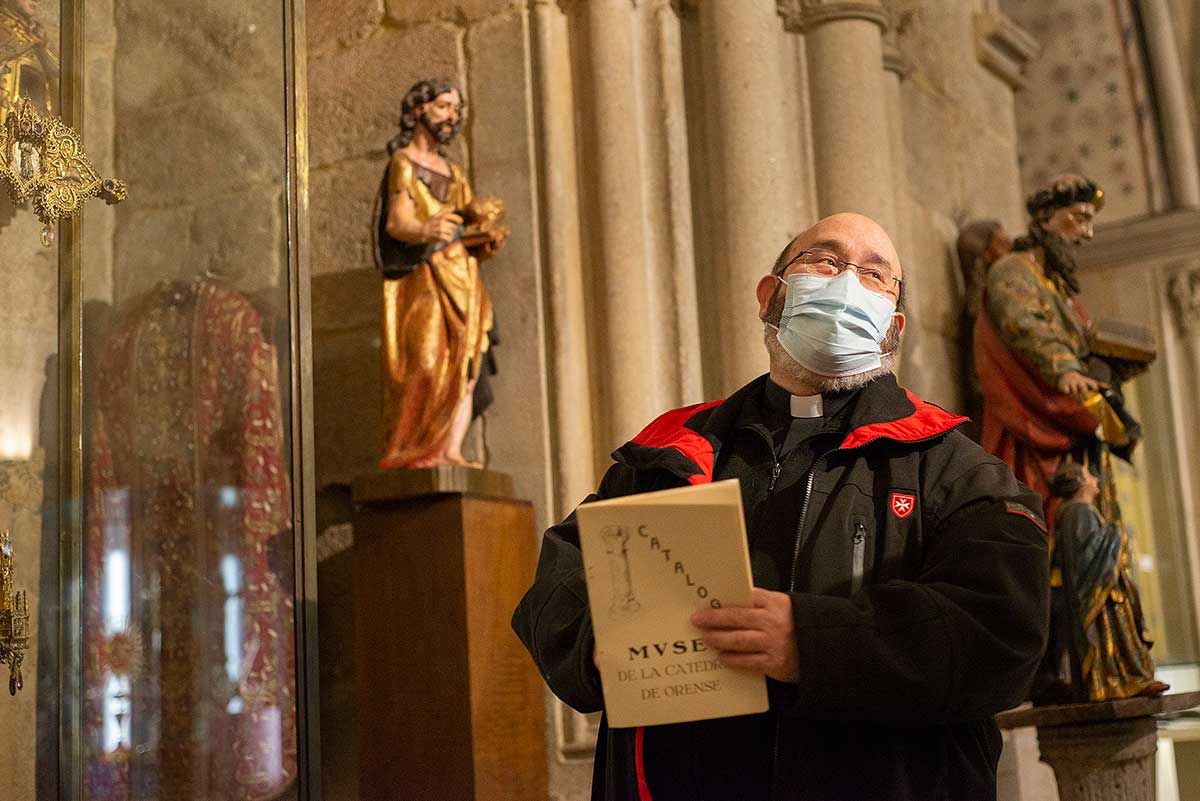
[1138,0,1200,209]
[881,30,911,268]
[643,0,704,405]
[1166,263,1200,633]
[780,0,896,235]
[880,23,924,382]
[1036,718,1158,801]
[578,0,669,445]
[699,0,805,392]
[531,0,597,514]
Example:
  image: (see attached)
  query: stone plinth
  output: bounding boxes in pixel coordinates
[997,691,1200,801]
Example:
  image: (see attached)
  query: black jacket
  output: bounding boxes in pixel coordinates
[513,375,1050,801]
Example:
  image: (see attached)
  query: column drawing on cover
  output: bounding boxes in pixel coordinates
[600,525,640,617]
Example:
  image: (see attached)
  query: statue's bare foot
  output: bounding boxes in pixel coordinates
[1136,680,1170,698]
[445,453,483,469]
[379,453,441,470]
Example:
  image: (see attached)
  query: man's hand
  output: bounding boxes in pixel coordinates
[690,588,799,683]
[1057,369,1103,401]
[420,209,462,244]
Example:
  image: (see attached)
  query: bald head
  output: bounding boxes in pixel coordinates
[773,213,902,284]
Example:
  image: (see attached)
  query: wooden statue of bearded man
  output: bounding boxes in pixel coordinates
[372,79,508,469]
[973,174,1165,703]
[973,174,1146,527]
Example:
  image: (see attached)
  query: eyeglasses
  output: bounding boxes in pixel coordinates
[778,249,902,298]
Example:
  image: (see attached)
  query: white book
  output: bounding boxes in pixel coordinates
[577,479,769,728]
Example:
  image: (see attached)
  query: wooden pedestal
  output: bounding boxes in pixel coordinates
[997,691,1200,801]
[352,470,547,801]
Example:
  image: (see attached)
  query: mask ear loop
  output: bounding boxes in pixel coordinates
[878,312,903,357]
[761,274,788,329]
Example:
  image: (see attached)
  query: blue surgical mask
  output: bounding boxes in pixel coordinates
[769,271,897,377]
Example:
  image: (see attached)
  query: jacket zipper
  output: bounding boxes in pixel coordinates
[773,450,827,780]
[768,431,952,783]
[851,520,867,596]
[787,453,827,593]
[742,425,782,492]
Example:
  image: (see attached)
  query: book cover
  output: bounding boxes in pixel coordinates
[577,479,769,728]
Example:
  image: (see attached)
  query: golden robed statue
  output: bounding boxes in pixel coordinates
[373,79,508,469]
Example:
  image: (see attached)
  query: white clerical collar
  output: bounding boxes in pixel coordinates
[790,394,824,418]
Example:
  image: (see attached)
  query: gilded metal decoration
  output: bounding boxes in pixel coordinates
[0,529,30,696]
[0,0,58,125]
[0,96,127,246]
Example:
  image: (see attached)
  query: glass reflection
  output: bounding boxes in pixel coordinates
[82,281,297,800]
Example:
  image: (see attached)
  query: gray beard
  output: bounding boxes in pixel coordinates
[762,323,898,393]
[1040,230,1082,295]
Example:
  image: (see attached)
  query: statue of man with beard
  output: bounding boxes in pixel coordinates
[973,174,1127,527]
[372,78,508,469]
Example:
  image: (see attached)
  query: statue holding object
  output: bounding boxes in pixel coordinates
[974,174,1145,526]
[973,173,1165,702]
[372,79,509,469]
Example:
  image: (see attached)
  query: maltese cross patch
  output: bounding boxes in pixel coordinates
[890,492,916,519]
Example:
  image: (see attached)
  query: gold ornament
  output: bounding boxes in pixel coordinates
[0,529,30,696]
[0,96,126,246]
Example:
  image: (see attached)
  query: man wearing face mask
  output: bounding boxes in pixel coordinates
[514,212,1050,801]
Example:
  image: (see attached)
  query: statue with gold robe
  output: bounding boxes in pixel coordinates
[372,78,508,469]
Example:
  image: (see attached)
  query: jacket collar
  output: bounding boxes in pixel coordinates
[835,374,968,451]
[612,373,966,484]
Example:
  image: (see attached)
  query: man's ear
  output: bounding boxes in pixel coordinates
[893,311,906,337]
[756,274,780,319]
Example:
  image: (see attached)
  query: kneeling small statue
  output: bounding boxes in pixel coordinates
[1035,459,1169,704]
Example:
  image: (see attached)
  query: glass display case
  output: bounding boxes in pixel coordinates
[0,1,317,799]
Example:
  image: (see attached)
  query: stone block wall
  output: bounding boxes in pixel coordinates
[110,0,288,305]
[889,0,1028,411]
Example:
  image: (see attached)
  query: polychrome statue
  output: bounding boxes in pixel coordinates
[974,174,1142,526]
[372,79,508,469]
[973,174,1164,703]
[1037,459,1168,702]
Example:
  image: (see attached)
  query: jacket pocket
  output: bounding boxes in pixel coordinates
[850,518,867,596]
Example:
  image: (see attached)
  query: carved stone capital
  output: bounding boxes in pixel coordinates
[777,0,889,34]
[1168,265,1200,337]
[974,9,1039,91]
